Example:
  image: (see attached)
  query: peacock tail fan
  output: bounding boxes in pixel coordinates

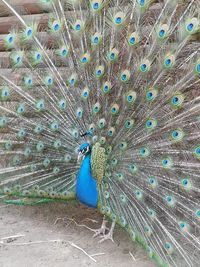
[0,0,200,266]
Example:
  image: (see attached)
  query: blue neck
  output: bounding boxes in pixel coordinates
[81,154,91,173]
[76,154,98,208]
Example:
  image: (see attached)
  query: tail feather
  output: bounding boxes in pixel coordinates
[0,0,200,266]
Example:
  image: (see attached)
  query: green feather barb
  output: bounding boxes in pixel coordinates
[91,142,107,185]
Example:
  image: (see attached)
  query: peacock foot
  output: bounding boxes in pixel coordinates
[92,215,109,238]
[98,220,116,243]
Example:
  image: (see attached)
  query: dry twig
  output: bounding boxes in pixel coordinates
[129,251,136,261]
[1,240,61,246]
[1,234,25,240]
[69,242,97,262]
[82,218,99,224]
[0,237,105,263]
[54,217,96,233]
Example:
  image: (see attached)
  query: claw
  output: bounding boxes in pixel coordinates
[92,215,109,238]
[98,221,116,243]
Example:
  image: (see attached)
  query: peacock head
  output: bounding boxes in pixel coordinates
[77,143,91,162]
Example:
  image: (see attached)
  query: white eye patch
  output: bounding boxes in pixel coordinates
[81,146,89,154]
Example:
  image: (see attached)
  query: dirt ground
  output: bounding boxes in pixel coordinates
[0,201,156,267]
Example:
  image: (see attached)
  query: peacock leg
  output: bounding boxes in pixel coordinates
[92,215,109,238]
[98,220,116,243]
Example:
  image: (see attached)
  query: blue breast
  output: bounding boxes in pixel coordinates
[76,154,98,208]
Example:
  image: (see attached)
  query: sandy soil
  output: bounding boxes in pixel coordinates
[0,201,156,267]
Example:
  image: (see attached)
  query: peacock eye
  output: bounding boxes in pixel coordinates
[159,29,165,37]
[27,29,32,36]
[93,2,99,9]
[81,147,87,154]
[138,0,145,6]
[9,36,13,43]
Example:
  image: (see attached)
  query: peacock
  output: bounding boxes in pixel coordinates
[0,0,200,265]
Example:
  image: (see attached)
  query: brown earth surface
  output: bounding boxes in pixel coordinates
[0,201,156,267]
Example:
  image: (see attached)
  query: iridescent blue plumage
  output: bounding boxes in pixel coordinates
[76,143,98,208]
